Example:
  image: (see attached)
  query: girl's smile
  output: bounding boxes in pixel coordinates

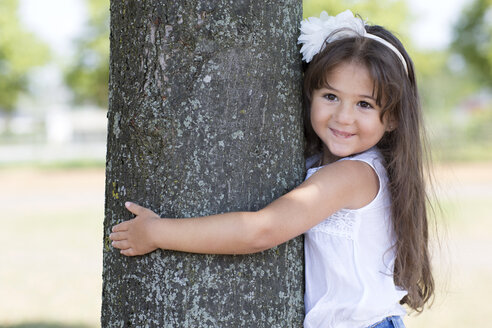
[330,128,355,139]
[310,61,395,164]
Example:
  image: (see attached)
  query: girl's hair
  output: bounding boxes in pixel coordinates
[303,25,434,312]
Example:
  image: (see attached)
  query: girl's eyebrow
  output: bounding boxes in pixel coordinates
[359,94,377,101]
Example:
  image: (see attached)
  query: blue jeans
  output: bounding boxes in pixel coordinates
[368,316,405,328]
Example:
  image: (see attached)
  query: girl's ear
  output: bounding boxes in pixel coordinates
[385,115,398,132]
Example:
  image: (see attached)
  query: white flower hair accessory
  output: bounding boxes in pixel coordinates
[298,10,408,74]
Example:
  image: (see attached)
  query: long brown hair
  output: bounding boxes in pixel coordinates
[303,24,434,312]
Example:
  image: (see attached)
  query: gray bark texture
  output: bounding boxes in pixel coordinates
[102,1,305,327]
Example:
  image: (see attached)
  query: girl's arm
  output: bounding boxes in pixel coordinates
[110,159,379,256]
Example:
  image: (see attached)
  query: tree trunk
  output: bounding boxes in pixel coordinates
[102,1,304,327]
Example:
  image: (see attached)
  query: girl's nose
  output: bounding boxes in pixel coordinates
[334,102,354,125]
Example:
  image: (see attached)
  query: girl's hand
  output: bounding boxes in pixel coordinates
[109,202,160,256]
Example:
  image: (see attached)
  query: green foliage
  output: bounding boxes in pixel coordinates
[0,0,50,113]
[64,0,109,108]
[418,55,476,113]
[440,0,492,162]
[428,89,492,162]
[452,0,492,85]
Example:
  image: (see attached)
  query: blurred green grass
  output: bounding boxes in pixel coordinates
[0,160,105,171]
[0,323,93,328]
[0,162,491,327]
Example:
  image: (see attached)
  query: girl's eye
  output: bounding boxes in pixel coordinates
[323,93,337,101]
[358,101,374,109]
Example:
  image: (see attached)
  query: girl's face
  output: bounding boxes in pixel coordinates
[310,61,395,163]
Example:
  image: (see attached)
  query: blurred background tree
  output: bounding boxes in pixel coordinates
[452,0,492,86]
[64,0,109,108]
[441,0,492,161]
[0,0,50,115]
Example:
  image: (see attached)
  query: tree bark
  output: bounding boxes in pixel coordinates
[102,1,304,327]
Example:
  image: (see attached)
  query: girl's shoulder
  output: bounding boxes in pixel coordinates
[304,148,385,210]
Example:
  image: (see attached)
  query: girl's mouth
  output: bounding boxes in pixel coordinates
[330,128,354,138]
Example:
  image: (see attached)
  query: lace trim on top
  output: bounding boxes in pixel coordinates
[306,149,382,240]
[309,208,358,240]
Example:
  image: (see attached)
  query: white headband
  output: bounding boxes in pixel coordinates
[298,10,408,74]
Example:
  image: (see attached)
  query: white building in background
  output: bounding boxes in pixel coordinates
[45,105,107,144]
[0,64,108,164]
[70,107,108,143]
[29,65,108,144]
[45,105,73,144]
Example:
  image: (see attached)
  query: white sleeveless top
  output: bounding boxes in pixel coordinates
[303,148,407,328]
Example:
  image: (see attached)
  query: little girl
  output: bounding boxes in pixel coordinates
[110,10,434,328]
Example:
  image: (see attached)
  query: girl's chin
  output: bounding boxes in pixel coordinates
[323,146,353,161]
[327,145,353,158]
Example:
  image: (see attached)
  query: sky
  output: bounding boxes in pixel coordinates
[19,0,87,57]
[408,0,472,50]
[18,0,471,54]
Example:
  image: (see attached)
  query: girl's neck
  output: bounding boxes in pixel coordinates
[321,147,341,166]
[320,146,376,166]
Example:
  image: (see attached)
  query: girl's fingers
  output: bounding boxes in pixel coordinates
[109,231,125,241]
[112,201,145,233]
[112,221,129,233]
[125,201,144,215]
[111,239,130,250]
[120,248,136,257]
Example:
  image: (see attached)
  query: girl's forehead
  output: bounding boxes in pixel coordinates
[323,62,375,88]
[327,60,371,78]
